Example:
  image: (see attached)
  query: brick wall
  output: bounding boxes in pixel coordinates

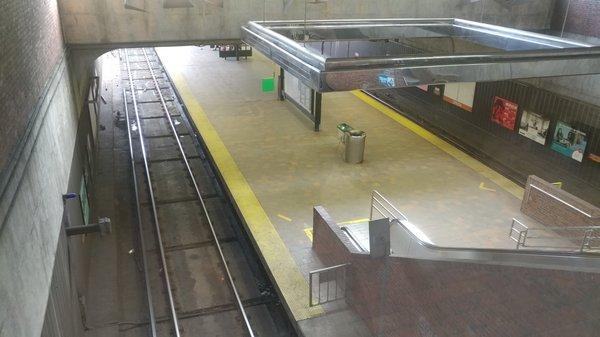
[521,175,600,228]
[0,0,64,173]
[551,0,600,38]
[313,206,600,337]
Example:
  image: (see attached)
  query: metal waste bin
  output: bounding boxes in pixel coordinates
[344,130,366,164]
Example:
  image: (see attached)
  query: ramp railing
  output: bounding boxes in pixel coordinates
[509,218,600,252]
[309,263,349,307]
[370,190,407,222]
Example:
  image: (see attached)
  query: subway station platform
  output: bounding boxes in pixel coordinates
[156,46,545,335]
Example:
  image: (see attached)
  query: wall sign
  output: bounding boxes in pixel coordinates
[518,110,550,145]
[550,121,588,162]
[443,82,476,112]
[491,96,518,130]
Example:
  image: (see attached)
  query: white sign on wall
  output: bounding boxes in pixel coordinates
[443,82,476,111]
[284,72,312,112]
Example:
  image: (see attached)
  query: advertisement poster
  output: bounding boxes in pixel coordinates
[491,96,518,130]
[518,110,550,145]
[589,153,600,164]
[378,72,395,88]
[550,121,588,162]
[443,83,476,112]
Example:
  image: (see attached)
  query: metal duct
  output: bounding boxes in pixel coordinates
[242,18,600,92]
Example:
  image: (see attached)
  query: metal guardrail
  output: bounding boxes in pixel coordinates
[370,190,407,222]
[309,263,349,307]
[509,218,600,252]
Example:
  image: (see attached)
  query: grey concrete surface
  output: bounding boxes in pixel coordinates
[58,0,555,45]
[0,60,80,337]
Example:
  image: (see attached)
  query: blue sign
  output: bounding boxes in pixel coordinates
[378,73,395,88]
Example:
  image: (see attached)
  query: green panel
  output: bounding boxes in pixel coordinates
[262,77,275,92]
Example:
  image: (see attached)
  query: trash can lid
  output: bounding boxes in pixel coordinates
[349,130,365,137]
[337,122,353,132]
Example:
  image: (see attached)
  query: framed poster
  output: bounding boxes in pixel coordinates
[518,110,550,145]
[443,82,476,112]
[491,96,518,130]
[550,121,588,162]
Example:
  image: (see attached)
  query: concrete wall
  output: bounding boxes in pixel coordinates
[528,1,600,108]
[0,1,94,337]
[0,0,64,176]
[312,206,600,337]
[57,0,555,45]
[0,59,83,337]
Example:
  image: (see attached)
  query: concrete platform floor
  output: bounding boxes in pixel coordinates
[156,46,544,334]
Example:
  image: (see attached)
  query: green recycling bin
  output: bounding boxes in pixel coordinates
[337,122,353,143]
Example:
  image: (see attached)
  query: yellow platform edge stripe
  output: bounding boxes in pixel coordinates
[352,90,524,200]
[171,72,323,321]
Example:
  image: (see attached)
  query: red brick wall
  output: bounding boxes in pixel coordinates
[0,0,65,172]
[313,206,600,337]
[521,175,600,228]
[551,0,600,38]
[313,206,356,266]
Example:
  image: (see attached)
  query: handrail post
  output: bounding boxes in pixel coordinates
[369,190,374,221]
[580,229,593,252]
[309,271,314,306]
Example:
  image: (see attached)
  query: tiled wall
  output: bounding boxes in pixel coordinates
[0,0,64,172]
[551,0,600,38]
[313,206,600,337]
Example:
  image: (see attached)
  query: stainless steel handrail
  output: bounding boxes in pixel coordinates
[370,190,407,222]
[124,50,181,337]
[309,263,349,307]
[391,217,599,258]
[340,226,368,253]
[365,190,599,266]
[123,87,157,337]
[143,49,255,337]
[528,184,598,219]
[508,217,600,252]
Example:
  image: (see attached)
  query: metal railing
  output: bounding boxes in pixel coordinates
[309,263,349,307]
[509,218,600,252]
[370,190,407,222]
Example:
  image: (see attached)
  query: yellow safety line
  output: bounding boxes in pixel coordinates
[304,228,314,242]
[339,218,370,225]
[277,214,293,222]
[352,90,524,200]
[479,182,497,192]
[171,72,323,321]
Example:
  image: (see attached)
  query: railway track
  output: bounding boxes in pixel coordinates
[121,48,295,337]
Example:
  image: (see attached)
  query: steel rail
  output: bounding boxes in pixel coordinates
[141,48,255,337]
[124,49,182,337]
[122,86,158,337]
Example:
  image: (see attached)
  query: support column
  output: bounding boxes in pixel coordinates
[313,91,322,132]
